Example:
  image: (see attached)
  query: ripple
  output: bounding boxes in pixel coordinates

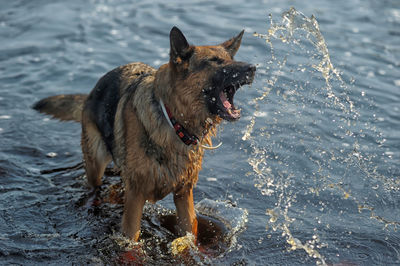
[325,232,400,265]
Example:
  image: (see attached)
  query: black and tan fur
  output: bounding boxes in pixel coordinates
[34,27,255,241]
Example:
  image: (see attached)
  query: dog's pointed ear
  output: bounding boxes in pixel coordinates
[221,30,244,57]
[170,26,192,64]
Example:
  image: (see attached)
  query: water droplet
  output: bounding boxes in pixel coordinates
[46,152,57,158]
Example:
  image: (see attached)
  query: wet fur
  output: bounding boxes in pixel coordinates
[34,27,255,241]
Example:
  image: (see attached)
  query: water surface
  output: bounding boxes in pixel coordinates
[0,0,399,265]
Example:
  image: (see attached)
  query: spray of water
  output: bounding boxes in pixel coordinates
[244,7,399,265]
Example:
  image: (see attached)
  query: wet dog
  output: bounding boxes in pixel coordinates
[34,26,255,241]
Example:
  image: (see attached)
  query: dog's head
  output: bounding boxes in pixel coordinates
[168,26,256,122]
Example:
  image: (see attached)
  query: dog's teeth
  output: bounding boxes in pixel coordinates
[227,107,240,118]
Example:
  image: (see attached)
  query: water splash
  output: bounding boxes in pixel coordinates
[244,7,399,265]
[195,198,248,251]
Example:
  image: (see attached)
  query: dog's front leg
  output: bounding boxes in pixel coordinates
[174,186,198,238]
[122,182,146,242]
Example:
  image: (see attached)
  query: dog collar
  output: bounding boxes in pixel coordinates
[159,99,198,146]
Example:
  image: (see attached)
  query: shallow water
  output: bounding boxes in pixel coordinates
[1,0,399,265]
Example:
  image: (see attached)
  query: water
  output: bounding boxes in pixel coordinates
[0,0,399,265]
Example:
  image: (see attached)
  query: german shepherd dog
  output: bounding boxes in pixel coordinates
[34,27,255,242]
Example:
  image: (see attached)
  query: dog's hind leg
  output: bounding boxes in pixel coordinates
[81,113,112,188]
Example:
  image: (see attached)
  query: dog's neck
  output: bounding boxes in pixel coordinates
[159,99,199,146]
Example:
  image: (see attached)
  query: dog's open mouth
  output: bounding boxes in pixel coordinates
[217,83,243,121]
[205,63,256,121]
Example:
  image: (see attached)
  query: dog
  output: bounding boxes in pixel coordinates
[34,26,256,242]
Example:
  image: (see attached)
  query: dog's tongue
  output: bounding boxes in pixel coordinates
[219,91,232,109]
[219,90,240,119]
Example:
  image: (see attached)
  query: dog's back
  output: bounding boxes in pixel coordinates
[83,63,155,154]
[33,62,154,124]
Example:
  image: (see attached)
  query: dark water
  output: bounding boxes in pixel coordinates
[1,0,399,265]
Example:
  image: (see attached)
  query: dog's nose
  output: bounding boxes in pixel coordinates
[248,64,256,73]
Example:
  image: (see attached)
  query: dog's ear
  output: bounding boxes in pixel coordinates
[221,30,244,57]
[170,26,192,64]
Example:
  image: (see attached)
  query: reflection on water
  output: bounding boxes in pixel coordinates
[244,7,399,265]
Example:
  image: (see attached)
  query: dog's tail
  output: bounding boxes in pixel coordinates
[33,94,88,122]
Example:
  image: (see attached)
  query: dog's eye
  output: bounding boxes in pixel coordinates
[209,57,224,64]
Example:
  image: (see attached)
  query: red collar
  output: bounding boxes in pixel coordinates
[160,100,198,146]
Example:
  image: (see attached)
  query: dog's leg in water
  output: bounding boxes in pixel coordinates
[174,186,198,239]
[122,182,146,241]
[81,112,112,187]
